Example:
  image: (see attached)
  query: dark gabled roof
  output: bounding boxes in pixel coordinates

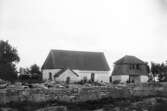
[42,49,110,71]
[54,68,79,78]
[114,55,146,65]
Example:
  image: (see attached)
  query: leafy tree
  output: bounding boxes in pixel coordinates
[150,62,167,82]
[18,64,42,83]
[151,62,158,76]
[151,62,160,78]
[158,63,167,82]
[30,64,41,74]
[29,64,42,80]
[0,40,20,82]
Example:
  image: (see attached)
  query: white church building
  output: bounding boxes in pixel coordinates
[42,50,110,83]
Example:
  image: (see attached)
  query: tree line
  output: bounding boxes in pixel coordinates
[0,40,41,83]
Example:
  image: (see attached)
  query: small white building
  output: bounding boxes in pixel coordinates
[42,50,110,83]
[112,55,149,83]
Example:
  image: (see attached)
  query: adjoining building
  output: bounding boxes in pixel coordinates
[112,55,149,83]
[42,50,110,83]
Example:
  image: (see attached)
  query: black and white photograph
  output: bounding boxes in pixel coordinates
[0,0,167,111]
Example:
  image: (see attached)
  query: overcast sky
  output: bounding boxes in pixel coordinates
[1,0,167,69]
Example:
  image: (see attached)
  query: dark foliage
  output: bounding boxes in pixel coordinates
[0,40,20,82]
[18,64,42,83]
[18,74,43,84]
[113,80,121,84]
[30,64,42,80]
[30,64,41,74]
[151,62,167,82]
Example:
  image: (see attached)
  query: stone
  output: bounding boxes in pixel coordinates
[35,106,67,111]
[1,82,167,106]
[0,107,18,111]
[143,98,157,105]
[113,107,120,111]
[124,107,129,111]
[142,109,148,111]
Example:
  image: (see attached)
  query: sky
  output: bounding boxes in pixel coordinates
[0,0,167,69]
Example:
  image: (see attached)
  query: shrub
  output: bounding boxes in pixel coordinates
[112,80,121,84]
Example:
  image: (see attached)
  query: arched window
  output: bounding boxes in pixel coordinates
[91,73,95,82]
[49,72,52,80]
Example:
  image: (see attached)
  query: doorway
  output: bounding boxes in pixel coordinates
[49,72,52,80]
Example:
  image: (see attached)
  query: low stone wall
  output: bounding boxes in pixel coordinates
[1,83,167,105]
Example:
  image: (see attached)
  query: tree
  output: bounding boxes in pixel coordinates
[150,62,167,82]
[30,64,40,74]
[150,62,160,80]
[0,40,20,82]
[158,63,167,82]
[29,64,42,80]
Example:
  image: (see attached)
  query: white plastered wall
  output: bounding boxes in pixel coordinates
[56,69,80,82]
[42,69,61,80]
[74,70,110,82]
[140,75,148,83]
[42,69,110,82]
[112,75,149,83]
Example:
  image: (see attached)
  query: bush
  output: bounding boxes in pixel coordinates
[112,80,121,84]
[18,74,43,84]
